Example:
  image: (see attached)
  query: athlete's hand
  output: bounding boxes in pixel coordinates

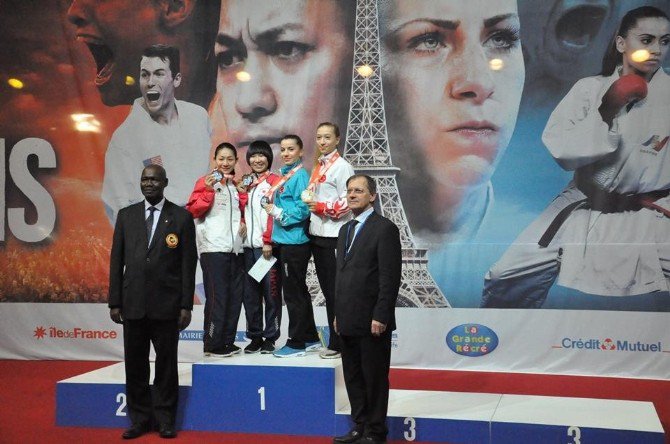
[204,174,217,189]
[262,244,273,259]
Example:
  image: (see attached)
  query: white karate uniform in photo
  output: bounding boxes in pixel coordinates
[102,98,212,223]
[484,69,670,305]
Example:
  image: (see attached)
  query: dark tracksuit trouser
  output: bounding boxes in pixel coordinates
[279,242,319,349]
[201,252,244,351]
[310,235,340,351]
[243,246,282,342]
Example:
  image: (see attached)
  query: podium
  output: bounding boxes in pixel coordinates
[56,362,193,428]
[56,353,665,443]
[184,354,346,436]
[490,394,665,443]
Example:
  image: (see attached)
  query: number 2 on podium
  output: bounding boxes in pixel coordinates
[258,386,266,411]
[116,393,127,416]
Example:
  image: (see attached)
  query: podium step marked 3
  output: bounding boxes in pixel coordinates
[56,357,665,443]
[336,389,501,443]
[490,394,665,444]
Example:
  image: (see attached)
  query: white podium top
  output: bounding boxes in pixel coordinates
[493,394,663,432]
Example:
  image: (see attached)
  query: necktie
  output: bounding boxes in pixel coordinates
[146,206,156,246]
[345,220,359,255]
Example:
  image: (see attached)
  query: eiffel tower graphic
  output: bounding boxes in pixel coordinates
[307,0,449,308]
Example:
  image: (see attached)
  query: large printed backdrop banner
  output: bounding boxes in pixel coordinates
[1,0,669,379]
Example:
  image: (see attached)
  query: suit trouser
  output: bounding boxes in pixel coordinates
[243,247,282,342]
[340,332,392,440]
[279,242,319,348]
[123,318,179,426]
[310,235,341,351]
[200,252,244,350]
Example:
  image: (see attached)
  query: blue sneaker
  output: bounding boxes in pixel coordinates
[306,341,322,352]
[273,345,306,358]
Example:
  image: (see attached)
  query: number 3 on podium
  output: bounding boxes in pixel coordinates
[403,417,416,441]
[567,425,581,444]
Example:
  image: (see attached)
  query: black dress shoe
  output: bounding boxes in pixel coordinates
[333,429,364,443]
[122,423,150,439]
[158,423,177,439]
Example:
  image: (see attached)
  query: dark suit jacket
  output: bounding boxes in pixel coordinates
[335,211,401,336]
[109,200,197,320]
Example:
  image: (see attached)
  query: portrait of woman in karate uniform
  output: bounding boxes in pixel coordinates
[482,6,670,310]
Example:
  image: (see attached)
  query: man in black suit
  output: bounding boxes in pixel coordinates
[109,164,197,439]
[333,175,402,444]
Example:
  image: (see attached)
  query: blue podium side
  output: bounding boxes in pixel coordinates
[336,390,499,444]
[55,361,665,443]
[184,354,345,436]
[56,362,193,429]
[492,422,665,444]
[56,379,130,428]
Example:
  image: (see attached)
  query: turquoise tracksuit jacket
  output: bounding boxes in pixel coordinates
[271,161,311,245]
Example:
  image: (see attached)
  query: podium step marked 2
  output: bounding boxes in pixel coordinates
[57,356,665,443]
[56,362,193,429]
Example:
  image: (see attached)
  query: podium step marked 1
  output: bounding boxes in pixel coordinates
[184,354,347,436]
[56,356,665,443]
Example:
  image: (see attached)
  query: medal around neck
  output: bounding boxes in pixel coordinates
[260,196,270,206]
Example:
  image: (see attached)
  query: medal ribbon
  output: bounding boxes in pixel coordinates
[247,171,271,189]
[307,151,340,192]
[264,163,303,201]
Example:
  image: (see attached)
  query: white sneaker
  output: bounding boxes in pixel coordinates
[319,348,341,359]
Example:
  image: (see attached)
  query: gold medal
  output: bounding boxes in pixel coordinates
[166,233,179,248]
